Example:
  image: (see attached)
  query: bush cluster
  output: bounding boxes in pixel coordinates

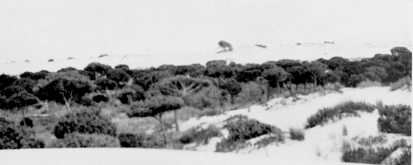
[178,125,222,145]
[0,117,45,149]
[118,133,165,148]
[306,101,376,129]
[342,139,411,164]
[216,115,284,152]
[50,133,120,148]
[378,105,411,136]
[53,109,117,139]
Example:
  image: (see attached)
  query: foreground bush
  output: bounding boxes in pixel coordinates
[118,133,165,148]
[0,117,45,149]
[49,133,119,148]
[306,101,376,129]
[216,115,284,152]
[179,125,222,145]
[378,105,411,136]
[390,77,411,91]
[342,139,411,164]
[289,127,305,141]
[53,109,117,139]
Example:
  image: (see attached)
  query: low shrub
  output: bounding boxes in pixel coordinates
[199,108,224,118]
[306,101,376,129]
[118,133,165,148]
[323,82,344,93]
[49,133,120,148]
[117,89,145,105]
[234,82,265,105]
[342,139,410,164]
[53,109,117,139]
[356,80,382,88]
[289,127,305,141]
[184,86,222,110]
[216,115,284,152]
[215,140,251,153]
[390,77,411,91]
[378,105,411,136]
[179,125,222,145]
[253,135,281,149]
[92,94,110,103]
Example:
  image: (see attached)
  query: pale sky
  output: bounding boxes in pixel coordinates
[0,0,412,62]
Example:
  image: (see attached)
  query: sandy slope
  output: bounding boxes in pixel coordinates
[0,148,364,165]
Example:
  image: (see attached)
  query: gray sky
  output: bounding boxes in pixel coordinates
[0,0,412,62]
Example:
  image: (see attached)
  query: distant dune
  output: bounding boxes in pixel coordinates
[0,41,411,75]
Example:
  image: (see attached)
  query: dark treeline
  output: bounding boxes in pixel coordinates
[0,46,411,149]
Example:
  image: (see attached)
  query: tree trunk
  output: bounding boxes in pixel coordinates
[304,83,307,92]
[230,95,234,105]
[22,108,27,127]
[173,110,180,132]
[64,101,71,111]
[45,100,49,112]
[155,114,168,145]
[266,83,271,101]
[62,94,71,111]
[276,82,280,95]
[284,82,293,96]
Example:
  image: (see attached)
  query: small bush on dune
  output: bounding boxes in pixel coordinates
[216,115,284,152]
[179,125,222,145]
[356,80,382,88]
[390,77,411,91]
[49,133,119,148]
[323,82,343,93]
[378,105,411,136]
[289,127,305,141]
[306,101,376,129]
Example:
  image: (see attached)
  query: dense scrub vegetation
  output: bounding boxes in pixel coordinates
[342,138,411,165]
[0,47,411,150]
[378,105,411,136]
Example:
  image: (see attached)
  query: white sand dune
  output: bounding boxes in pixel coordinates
[178,87,411,162]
